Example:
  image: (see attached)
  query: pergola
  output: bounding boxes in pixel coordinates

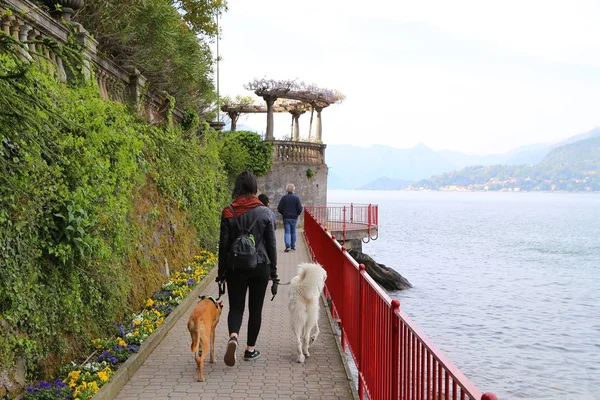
[221,79,345,142]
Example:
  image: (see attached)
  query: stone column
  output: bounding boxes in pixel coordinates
[227,111,239,131]
[124,65,148,114]
[1,16,11,36]
[55,56,67,82]
[18,23,30,42]
[9,16,20,40]
[27,29,39,58]
[315,106,323,142]
[18,24,32,61]
[290,110,305,141]
[74,24,98,80]
[264,95,276,140]
[96,69,109,101]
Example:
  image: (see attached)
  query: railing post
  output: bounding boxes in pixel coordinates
[350,203,354,223]
[391,299,401,400]
[342,206,347,243]
[340,245,347,353]
[358,263,366,400]
[367,204,372,237]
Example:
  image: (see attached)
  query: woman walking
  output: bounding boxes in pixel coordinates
[217,170,278,366]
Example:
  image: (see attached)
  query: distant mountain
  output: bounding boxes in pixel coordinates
[357,177,413,190]
[554,127,600,147]
[222,123,259,132]
[540,136,600,167]
[328,171,352,190]
[407,136,600,192]
[326,128,600,190]
[326,143,456,189]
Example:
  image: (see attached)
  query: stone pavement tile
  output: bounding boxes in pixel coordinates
[114,229,354,400]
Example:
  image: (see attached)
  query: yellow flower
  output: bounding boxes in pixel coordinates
[69,370,81,379]
[145,299,154,307]
[117,338,127,346]
[67,370,81,386]
[74,381,87,396]
[87,381,99,392]
[134,320,141,326]
[98,371,109,382]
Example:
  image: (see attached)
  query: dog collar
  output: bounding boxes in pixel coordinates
[199,295,218,306]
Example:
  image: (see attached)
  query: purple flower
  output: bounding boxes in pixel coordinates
[118,323,125,337]
[38,381,51,389]
[55,380,67,388]
[185,279,196,285]
[27,386,36,392]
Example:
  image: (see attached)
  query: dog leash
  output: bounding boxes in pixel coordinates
[270,279,291,301]
[216,282,226,301]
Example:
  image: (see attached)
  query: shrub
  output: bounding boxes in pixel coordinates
[219,130,273,178]
[0,33,229,382]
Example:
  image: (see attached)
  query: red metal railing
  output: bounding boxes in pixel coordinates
[304,208,498,400]
[305,203,378,242]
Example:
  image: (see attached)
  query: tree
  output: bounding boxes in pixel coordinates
[174,0,228,38]
[76,0,218,111]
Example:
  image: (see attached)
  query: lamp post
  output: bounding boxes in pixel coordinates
[216,11,220,123]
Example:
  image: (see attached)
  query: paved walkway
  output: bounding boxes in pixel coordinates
[114,229,355,400]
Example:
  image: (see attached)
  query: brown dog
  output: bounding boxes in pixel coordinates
[187,296,223,382]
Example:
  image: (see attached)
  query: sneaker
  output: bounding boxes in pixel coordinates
[284,248,290,252]
[291,247,296,251]
[243,349,261,361]
[224,337,237,366]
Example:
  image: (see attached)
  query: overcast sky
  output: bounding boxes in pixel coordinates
[215,0,600,155]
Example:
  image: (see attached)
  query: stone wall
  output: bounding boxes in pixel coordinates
[0,0,184,125]
[257,160,328,228]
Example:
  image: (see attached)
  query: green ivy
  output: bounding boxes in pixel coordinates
[0,33,233,382]
[219,130,273,178]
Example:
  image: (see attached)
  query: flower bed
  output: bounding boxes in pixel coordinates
[24,251,216,400]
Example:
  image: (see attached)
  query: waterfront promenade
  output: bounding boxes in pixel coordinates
[114,229,355,400]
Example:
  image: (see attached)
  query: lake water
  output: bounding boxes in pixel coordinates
[327,190,600,400]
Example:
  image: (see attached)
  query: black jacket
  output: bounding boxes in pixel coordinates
[277,193,303,219]
[218,205,277,280]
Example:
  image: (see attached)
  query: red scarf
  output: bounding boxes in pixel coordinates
[222,195,264,218]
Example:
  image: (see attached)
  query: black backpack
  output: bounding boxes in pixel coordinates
[226,206,261,271]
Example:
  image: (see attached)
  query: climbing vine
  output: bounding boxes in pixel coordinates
[219,130,273,180]
[0,30,232,383]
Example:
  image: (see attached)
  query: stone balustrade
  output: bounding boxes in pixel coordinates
[271,140,326,164]
[1,0,183,125]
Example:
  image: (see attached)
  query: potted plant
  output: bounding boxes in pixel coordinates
[43,0,84,21]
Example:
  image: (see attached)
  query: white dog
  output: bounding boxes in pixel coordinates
[288,262,328,363]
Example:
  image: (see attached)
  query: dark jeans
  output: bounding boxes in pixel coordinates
[283,218,298,249]
[226,266,269,347]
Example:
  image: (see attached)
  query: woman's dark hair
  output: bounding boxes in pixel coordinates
[258,193,269,206]
[232,170,258,199]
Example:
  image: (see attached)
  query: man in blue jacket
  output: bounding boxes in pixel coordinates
[277,183,303,252]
